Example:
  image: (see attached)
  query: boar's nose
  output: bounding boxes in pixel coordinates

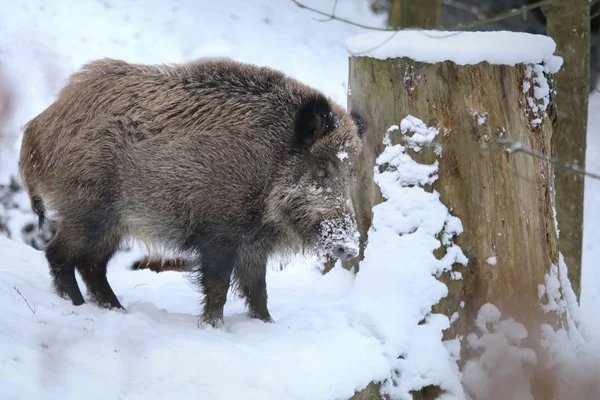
[331,244,359,260]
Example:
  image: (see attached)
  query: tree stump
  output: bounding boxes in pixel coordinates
[345,31,574,399]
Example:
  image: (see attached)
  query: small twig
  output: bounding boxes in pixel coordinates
[347,31,400,56]
[291,0,392,30]
[14,286,35,314]
[134,283,148,288]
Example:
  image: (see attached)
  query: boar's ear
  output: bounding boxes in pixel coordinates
[350,111,366,139]
[294,95,335,147]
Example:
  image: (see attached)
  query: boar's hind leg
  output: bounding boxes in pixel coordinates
[197,244,238,328]
[77,249,122,310]
[233,248,273,323]
[50,205,123,310]
[45,230,85,306]
[74,217,122,309]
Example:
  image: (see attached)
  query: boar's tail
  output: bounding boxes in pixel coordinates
[19,118,47,230]
[18,163,46,229]
[130,257,194,273]
[30,193,46,230]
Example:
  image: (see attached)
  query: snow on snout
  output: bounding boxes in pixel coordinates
[318,214,360,259]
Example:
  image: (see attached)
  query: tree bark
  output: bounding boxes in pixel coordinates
[347,53,562,398]
[349,381,388,400]
[542,0,590,301]
[388,0,442,29]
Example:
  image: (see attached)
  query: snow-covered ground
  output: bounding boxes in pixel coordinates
[1,236,391,400]
[580,92,600,333]
[1,1,599,399]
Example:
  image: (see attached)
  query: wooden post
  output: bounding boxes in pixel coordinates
[543,0,590,301]
[388,0,442,29]
[346,31,570,399]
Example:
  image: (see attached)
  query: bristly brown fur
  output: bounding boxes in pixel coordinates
[18,57,363,327]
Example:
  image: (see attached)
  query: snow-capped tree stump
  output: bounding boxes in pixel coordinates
[345,31,575,399]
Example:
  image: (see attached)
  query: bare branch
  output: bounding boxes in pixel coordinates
[14,286,36,314]
[313,0,339,22]
[292,0,582,32]
[291,0,392,31]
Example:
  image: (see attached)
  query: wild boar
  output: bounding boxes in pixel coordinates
[18,58,365,327]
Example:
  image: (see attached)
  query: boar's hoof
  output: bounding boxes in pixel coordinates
[331,245,359,261]
[93,298,125,311]
[248,310,274,323]
[62,293,85,307]
[198,316,224,329]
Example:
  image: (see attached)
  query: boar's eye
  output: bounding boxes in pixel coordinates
[317,159,328,178]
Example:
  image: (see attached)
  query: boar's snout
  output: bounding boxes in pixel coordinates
[317,212,360,261]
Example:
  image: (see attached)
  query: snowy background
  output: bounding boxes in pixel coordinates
[0,0,599,399]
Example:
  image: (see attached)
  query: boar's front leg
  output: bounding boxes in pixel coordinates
[233,245,273,323]
[197,244,237,328]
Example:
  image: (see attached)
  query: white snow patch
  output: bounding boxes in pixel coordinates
[350,116,467,399]
[451,271,463,280]
[400,115,440,152]
[523,64,554,128]
[346,30,563,72]
[462,304,538,400]
[486,256,497,266]
[470,110,488,126]
[450,312,460,324]
[337,150,349,161]
[539,254,582,334]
